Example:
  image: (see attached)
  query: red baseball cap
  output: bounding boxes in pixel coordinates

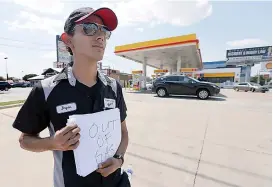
[64,7,118,33]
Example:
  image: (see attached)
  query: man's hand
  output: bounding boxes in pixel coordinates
[96,157,122,177]
[51,124,81,151]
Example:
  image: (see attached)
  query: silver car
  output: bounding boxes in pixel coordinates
[233,82,269,93]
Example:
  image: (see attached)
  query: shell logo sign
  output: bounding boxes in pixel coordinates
[265,62,272,69]
[261,61,272,72]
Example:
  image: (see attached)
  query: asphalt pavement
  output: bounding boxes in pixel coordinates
[0,89,271,187]
[0,87,32,102]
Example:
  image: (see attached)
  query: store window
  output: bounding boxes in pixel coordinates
[205,77,234,83]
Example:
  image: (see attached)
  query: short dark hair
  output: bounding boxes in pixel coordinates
[67,46,73,56]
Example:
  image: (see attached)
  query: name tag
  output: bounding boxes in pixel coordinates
[104,98,116,109]
[56,103,77,114]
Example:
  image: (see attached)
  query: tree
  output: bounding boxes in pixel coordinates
[250,75,272,86]
[8,77,18,81]
[23,74,38,81]
[0,76,6,81]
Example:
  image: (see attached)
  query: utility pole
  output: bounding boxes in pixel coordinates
[257,70,260,84]
[4,57,8,80]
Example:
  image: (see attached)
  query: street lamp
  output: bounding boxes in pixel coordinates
[4,57,8,80]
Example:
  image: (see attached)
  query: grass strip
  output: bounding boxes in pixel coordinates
[0,100,25,106]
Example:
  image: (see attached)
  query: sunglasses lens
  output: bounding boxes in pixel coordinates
[101,27,111,39]
[82,23,112,39]
[83,23,98,36]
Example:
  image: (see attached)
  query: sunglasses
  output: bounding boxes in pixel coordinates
[74,23,111,40]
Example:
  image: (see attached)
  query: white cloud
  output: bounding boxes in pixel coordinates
[101,0,212,27]
[226,38,269,48]
[42,51,56,59]
[5,11,63,35]
[136,28,144,32]
[13,0,64,14]
[0,52,7,57]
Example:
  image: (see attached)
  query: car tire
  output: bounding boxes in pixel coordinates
[4,87,9,91]
[251,88,255,92]
[156,88,167,97]
[197,89,210,100]
[235,88,239,91]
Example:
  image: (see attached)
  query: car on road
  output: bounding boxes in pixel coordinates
[11,82,31,88]
[233,82,269,93]
[146,82,153,90]
[0,81,11,91]
[152,75,220,99]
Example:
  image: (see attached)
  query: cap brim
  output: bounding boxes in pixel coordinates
[75,8,118,31]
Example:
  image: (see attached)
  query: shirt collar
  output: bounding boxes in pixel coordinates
[53,66,110,86]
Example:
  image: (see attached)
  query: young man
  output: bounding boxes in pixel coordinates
[13,7,129,187]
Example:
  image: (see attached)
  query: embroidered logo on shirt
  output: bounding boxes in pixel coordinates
[56,103,77,114]
[104,98,116,109]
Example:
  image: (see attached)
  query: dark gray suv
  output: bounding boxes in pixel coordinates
[152,75,220,100]
[0,81,11,91]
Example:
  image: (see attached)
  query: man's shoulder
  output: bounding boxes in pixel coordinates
[40,74,61,100]
[99,73,122,97]
[40,74,59,88]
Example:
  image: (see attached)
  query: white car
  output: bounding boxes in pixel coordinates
[146,83,153,90]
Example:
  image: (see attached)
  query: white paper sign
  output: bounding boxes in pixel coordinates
[69,108,121,177]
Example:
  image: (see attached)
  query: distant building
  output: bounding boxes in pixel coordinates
[101,68,132,88]
[28,68,63,86]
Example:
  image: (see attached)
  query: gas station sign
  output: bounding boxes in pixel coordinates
[132,70,143,91]
[154,69,168,73]
[180,68,198,72]
[132,70,143,74]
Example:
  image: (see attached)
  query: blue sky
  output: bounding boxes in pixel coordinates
[0,0,271,78]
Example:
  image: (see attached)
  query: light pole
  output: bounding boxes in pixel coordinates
[4,57,8,80]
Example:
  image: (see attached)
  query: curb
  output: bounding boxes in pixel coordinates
[0,103,24,110]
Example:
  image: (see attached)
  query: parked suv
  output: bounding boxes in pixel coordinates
[152,75,220,99]
[0,81,11,91]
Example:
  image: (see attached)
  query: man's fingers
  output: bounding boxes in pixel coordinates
[97,166,114,177]
[68,133,81,145]
[59,124,78,135]
[63,127,80,140]
[99,158,113,169]
[67,141,80,150]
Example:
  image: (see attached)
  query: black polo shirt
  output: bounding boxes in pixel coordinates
[13,66,127,187]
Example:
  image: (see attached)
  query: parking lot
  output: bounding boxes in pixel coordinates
[0,87,32,102]
[0,89,271,187]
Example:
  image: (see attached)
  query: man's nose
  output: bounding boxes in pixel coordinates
[96,32,105,42]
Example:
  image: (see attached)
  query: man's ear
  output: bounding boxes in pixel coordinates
[61,33,73,48]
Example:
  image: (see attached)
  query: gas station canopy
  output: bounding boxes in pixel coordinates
[114,33,202,73]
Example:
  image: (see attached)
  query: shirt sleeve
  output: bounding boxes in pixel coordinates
[12,82,49,134]
[116,82,127,122]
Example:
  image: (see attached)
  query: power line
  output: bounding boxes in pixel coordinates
[0,37,53,46]
[0,43,54,51]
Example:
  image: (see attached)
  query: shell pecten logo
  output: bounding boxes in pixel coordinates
[265,62,272,69]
